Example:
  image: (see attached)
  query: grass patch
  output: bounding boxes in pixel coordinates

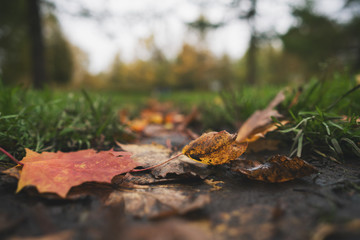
[1,73,358,165]
[0,83,150,163]
[199,85,283,131]
[280,73,360,160]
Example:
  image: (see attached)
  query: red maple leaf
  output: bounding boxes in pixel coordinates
[6,148,138,198]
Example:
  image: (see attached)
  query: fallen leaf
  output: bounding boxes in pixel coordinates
[243,120,289,143]
[182,130,248,165]
[118,143,211,179]
[231,155,318,182]
[105,188,210,219]
[118,143,171,167]
[151,154,212,179]
[128,119,148,132]
[4,148,138,198]
[236,91,285,143]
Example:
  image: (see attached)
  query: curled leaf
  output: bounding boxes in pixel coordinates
[182,130,248,165]
[231,155,318,182]
[236,91,285,143]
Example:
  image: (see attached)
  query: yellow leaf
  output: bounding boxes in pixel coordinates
[182,131,247,165]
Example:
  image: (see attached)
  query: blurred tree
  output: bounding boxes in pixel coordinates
[45,13,74,85]
[343,0,360,72]
[216,54,235,89]
[231,0,258,85]
[0,0,92,88]
[187,14,223,45]
[174,43,216,90]
[28,0,46,89]
[281,1,343,78]
[70,44,90,88]
[281,0,360,78]
[108,54,126,89]
[344,16,360,71]
[140,35,175,90]
[0,0,30,85]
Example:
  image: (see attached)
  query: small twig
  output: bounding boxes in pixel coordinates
[131,153,183,172]
[0,147,24,166]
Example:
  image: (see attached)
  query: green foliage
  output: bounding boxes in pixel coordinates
[280,74,360,160]
[0,81,128,163]
[281,1,360,78]
[200,85,283,131]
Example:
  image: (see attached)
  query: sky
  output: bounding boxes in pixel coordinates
[52,0,345,73]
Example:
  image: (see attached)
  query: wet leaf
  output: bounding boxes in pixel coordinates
[231,155,318,182]
[105,188,210,219]
[243,120,289,143]
[151,154,212,179]
[118,143,211,179]
[3,148,138,198]
[236,91,285,143]
[182,130,248,165]
[118,143,171,167]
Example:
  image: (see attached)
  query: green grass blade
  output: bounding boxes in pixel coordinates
[341,138,360,157]
[297,133,304,157]
[331,138,343,156]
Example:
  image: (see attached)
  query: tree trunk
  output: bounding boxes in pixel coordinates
[28,0,46,89]
[246,34,257,85]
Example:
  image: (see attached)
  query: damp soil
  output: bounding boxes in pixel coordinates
[1,138,360,240]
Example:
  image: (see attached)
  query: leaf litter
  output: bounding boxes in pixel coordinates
[118,143,212,179]
[0,90,319,201]
[231,155,318,182]
[1,90,356,240]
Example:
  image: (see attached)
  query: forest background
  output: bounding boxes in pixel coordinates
[1,0,360,91]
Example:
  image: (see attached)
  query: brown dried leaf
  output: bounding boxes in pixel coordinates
[105,188,210,219]
[118,143,170,167]
[243,120,289,143]
[151,154,212,179]
[236,91,285,143]
[182,130,248,165]
[118,143,211,179]
[231,155,318,182]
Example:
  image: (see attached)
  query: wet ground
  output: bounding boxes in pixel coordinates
[1,137,360,240]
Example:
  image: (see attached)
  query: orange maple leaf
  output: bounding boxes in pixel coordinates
[8,148,138,198]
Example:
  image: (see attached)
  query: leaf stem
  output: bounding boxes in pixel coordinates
[131,153,183,172]
[0,147,24,166]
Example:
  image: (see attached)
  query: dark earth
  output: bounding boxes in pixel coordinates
[1,133,360,240]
